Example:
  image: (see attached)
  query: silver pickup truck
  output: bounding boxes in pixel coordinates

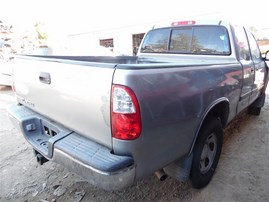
[8,20,269,190]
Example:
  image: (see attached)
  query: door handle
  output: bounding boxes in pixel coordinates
[39,72,51,84]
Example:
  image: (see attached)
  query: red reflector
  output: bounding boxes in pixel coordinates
[171,21,196,26]
[112,113,141,140]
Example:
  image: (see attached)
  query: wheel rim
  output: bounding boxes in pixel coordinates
[199,133,217,174]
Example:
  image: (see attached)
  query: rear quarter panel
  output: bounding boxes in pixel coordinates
[112,62,242,179]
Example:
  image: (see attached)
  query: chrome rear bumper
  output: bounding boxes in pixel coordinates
[8,104,135,190]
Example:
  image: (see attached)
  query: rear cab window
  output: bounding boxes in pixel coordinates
[141,26,231,55]
[140,28,170,53]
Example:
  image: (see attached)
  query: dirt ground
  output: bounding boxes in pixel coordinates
[0,85,269,202]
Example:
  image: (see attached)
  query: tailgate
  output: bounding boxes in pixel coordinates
[12,56,115,148]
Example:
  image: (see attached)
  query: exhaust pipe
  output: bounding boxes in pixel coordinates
[36,153,49,165]
[155,169,167,181]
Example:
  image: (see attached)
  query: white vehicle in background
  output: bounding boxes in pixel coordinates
[0,40,13,86]
[0,60,13,86]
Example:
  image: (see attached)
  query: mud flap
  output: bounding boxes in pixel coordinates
[164,153,193,182]
[250,92,266,108]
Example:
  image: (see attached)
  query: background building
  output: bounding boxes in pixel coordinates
[66,23,154,56]
[65,21,269,56]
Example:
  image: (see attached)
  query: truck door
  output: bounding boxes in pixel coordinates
[233,26,255,112]
[246,31,267,104]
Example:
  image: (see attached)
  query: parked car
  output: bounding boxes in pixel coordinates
[0,40,15,86]
[8,20,269,190]
[0,60,12,86]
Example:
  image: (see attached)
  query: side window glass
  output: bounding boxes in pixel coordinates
[247,31,261,62]
[233,26,251,61]
[140,29,170,53]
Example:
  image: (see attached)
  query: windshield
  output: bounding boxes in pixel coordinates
[141,26,230,55]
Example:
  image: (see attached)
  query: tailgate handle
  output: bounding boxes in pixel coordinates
[39,72,51,84]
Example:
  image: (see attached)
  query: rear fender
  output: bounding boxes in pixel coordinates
[188,97,229,155]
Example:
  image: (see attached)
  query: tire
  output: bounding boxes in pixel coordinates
[190,117,223,189]
[248,106,261,116]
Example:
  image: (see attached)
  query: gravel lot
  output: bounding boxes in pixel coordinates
[1,86,269,202]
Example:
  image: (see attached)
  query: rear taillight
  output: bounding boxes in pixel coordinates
[111,85,141,140]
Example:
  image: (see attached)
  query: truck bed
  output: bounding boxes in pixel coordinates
[12,54,239,149]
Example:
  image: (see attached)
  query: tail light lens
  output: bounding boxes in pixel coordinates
[111,85,141,140]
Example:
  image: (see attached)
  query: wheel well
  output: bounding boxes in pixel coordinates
[189,101,229,155]
[207,101,229,128]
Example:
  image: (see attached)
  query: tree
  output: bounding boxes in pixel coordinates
[35,22,48,44]
[249,26,258,39]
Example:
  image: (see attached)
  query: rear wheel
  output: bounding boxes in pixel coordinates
[248,106,261,116]
[190,117,223,189]
[248,93,266,116]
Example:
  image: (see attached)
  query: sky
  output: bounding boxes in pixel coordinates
[1,0,269,38]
